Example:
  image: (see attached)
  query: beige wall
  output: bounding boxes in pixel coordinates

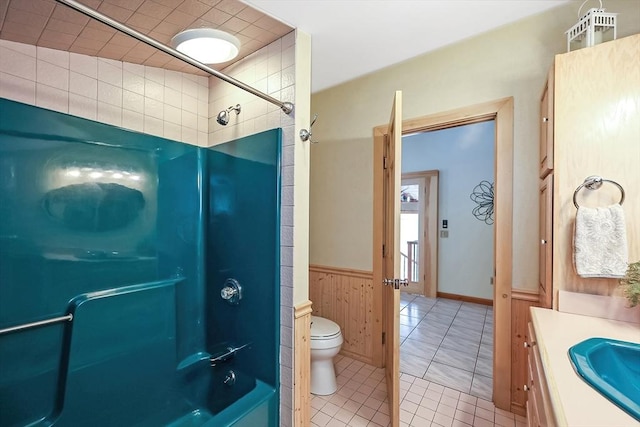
[309,1,640,291]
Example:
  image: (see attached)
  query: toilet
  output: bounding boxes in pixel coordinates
[310,315,343,395]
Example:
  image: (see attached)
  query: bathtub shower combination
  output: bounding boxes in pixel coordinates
[0,98,281,427]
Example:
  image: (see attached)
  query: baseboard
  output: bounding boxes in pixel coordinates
[436,292,493,306]
[338,349,374,366]
[294,300,312,427]
[510,402,527,417]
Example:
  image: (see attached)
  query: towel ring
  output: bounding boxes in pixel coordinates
[573,176,625,209]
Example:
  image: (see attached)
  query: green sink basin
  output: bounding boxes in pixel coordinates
[568,337,640,421]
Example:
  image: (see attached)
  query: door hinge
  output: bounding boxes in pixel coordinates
[382,332,386,345]
[383,156,389,169]
[382,244,386,257]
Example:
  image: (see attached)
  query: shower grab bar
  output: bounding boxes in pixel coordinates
[54,0,294,116]
[210,342,251,366]
[0,314,73,336]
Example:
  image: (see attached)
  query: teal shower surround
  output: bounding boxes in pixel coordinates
[0,98,281,427]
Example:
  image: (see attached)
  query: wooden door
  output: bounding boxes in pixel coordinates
[383,91,402,427]
[401,171,439,298]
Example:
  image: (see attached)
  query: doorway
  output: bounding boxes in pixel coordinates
[400,171,439,298]
[372,97,514,410]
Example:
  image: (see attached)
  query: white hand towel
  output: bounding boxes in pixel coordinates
[574,204,628,278]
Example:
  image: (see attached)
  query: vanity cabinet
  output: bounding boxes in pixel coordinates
[525,322,555,427]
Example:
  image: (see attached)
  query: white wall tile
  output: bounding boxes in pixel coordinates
[145,66,164,85]
[97,101,121,127]
[182,110,197,130]
[37,47,69,69]
[123,62,144,77]
[0,45,36,81]
[70,53,97,79]
[0,39,36,56]
[70,71,97,99]
[123,71,144,96]
[164,121,181,141]
[123,90,144,114]
[98,59,122,87]
[164,104,181,125]
[198,115,207,133]
[282,65,294,89]
[181,126,197,145]
[36,83,68,113]
[197,83,208,102]
[145,79,164,102]
[182,77,198,98]
[164,86,181,108]
[0,72,35,104]
[144,115,163,137]
[37,60,69,91]
[198,131,207,146]
[69,93,97,121]
[144,97,163,120]
[98,81,123,108]
[268,53,282,76]
[165,70,182,92]
[197,100,207,118]
[282,45,294,69]
[182,93,197,114]
[122,110,143,132]
[268,72,281,94]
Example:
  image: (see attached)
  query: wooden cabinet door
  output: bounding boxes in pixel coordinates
[539,174,553,308]
[540,66,554,178]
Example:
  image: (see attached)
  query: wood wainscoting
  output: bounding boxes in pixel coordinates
[294,300,312,427]
[309,265,377,366]
[510,289,540,416]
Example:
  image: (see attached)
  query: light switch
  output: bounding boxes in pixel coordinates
[442,219,448,229]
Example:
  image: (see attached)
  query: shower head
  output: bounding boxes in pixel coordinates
[216,104,241,126]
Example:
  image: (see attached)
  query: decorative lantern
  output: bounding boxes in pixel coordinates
[565,0,617,52]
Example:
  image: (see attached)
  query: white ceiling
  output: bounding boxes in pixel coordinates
[243,0,572,92]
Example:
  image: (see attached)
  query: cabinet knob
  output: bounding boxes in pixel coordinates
[524,341,530,348]
[524,384,530,392]
[541,239,547,245]
[542,117,549,123]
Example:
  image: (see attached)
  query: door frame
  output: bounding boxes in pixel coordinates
[372,97,514,410]
[400,171,439,298]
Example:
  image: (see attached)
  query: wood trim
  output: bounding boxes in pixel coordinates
[373,97,514,410]
[309,264,373,279]
[511,289,540,303]
[309,265,377,366]
[436,292,492,306]
[372,127,385,367]
[294,300,312,427]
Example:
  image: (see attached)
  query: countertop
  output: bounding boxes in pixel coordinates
[530,307,640,427]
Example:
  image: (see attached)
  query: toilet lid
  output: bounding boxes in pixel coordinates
[310,316,341,339]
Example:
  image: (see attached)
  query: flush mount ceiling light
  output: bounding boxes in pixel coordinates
[171,28,241,64]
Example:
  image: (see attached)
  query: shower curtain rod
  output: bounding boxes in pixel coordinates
[54,0,294,115]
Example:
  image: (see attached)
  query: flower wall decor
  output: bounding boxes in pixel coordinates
[470,180,494,225]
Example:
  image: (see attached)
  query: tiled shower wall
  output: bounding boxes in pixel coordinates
[0,31,298,426]
[208,31,297,427]
[0,39,209,146]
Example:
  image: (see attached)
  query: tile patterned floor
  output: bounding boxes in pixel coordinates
[399,294,494,401]
[310,354,527,427]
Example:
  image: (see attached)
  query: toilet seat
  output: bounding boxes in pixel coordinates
[310,316,343,350]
